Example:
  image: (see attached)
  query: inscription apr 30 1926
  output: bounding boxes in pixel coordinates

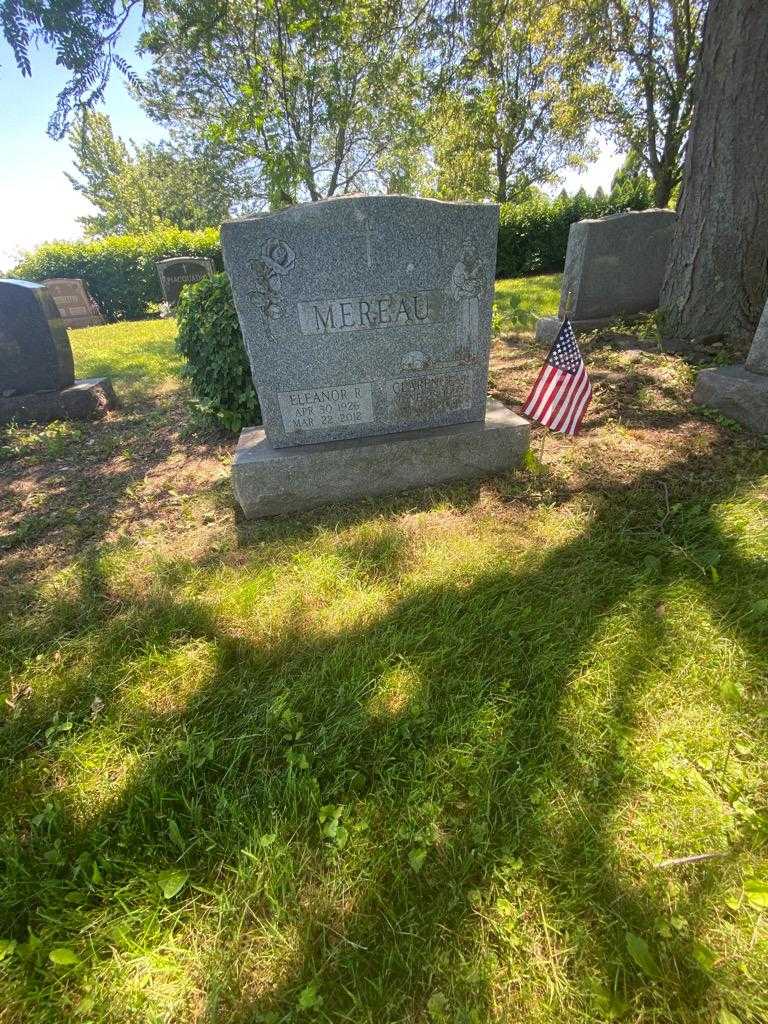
[278,383,375,433]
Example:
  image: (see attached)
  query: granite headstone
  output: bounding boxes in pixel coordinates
[536,208,677,344]
[0,279,116,424]
[221,195,529,517]
[43,278,104,328]
[157,257,215,307]
[694,293,768,433]
[745,296,768,376]
[0,279,74,394]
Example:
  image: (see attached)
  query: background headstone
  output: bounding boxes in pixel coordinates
[0,279,74,395]
[536,209,677,344]
[0,279,116,424]
[693,293,768,433]
[156,257,215,307]
[223,195,498,449]
[43,278,105,329]
[222,195,529,517]
[745,296,768,375]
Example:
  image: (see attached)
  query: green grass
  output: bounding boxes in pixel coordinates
[1,296,767,1024]
[71,317,183,395]
[494,273,562,330]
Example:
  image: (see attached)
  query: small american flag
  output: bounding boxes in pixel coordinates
[521,319,592,436]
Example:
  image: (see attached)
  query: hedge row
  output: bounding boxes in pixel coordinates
[496,179,655,277]
[10,227,221,321]
[9,181,655,320]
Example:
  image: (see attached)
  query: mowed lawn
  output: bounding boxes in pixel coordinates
[0,276,767,1024]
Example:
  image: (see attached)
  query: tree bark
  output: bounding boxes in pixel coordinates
[660,0,768,345]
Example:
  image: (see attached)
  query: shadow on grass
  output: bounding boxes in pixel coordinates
[0,443,766,1022]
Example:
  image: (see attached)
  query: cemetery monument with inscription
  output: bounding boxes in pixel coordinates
[42,277,105,328]
[157,256,215,308]
[536,208,677,345]
[0,280,116,425]
[222,195,529,517]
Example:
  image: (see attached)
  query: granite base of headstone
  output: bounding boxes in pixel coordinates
[222,195,529,518]
[535,208,677,345]
[0,377,117,426]
[0,280,116,426]
[233,399,529,518]
[693,297,768,433]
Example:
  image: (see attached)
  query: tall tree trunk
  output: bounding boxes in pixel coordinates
[660,0,768,345]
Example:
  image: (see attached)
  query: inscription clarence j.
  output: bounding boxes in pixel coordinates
[279,382,374,433]
[298,289,446,335]
[386,371,473,418]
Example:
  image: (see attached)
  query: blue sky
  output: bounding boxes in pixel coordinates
[0,14,623,272]
[0,9,165,270]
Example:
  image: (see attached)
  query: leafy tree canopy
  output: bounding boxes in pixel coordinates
[0,0,143,138]
[66,110,260,236]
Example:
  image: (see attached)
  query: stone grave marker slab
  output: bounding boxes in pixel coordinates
[222,195,530,518]
[0,279,116,424]
[0,279,74,395]
[535,208,677,343]
[42,278,104,328]
[157,257,215,307]
[694,293,768,433]
[222,195,498,449]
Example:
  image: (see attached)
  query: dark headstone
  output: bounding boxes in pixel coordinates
[42,278,104,329]
[0,280,75,396]
[156,257,215,307]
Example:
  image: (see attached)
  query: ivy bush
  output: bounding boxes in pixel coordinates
[9,227,221,321]
[176,273,261,433]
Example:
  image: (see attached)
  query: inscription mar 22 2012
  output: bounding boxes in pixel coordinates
[277,370,474,434]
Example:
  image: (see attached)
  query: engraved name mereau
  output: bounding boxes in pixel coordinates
[249,233,487,433]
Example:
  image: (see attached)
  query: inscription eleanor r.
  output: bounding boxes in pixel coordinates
[278,382,374,432]
[298,289,446,335]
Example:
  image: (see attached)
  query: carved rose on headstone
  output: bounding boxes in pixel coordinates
[249,239,296,329]
[262,239,296,276]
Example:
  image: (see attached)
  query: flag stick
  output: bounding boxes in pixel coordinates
[539,429,547,465]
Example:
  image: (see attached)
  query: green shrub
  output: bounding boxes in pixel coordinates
[176,273,260,433]
[496,178,655,278]
[10,227,221,321]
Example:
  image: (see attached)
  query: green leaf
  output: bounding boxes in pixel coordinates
[692,940,717,971]
[587,978,629,1019]
[718,1010,741,1024]
[744,878,768,909]
[158,869,189,899]
[259,833,277,848]
[168,818,185,851]
[0,939,16,961]
[427,990,449,1021]
[49,946,80,966]
[297,982,323,1010]
[625,932,661,979]
[408,846,427,873]
[91,861,103,885]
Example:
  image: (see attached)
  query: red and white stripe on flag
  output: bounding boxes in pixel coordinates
[521,319,592,436]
